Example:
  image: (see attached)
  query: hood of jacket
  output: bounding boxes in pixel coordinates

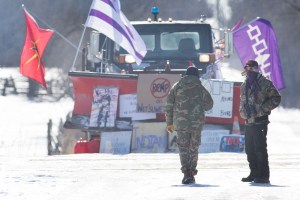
[177,75,202,88]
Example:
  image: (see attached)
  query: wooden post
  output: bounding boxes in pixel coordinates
[47,119,53,155]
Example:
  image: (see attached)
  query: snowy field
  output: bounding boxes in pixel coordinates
[1,66,300,200]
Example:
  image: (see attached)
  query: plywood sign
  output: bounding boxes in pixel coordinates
[137,74,181,113]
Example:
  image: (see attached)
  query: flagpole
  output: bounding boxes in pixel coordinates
[71,0,95,71]
[22,4,81,53]
[232,17,260,33]
[71,26,87,71]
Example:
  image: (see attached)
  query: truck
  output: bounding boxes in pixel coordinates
[64,7,245,154]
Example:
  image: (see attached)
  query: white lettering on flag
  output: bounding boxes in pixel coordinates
[247,24,271,79]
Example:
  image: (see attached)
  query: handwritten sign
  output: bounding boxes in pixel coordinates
[119,93,156,120]
[131,122,168,153]
[201,79,234,118]
[150,77,171,98]
[198,129,229,153]
[100,131,132,154]
[137,74,181,113]
[89,87,119,127]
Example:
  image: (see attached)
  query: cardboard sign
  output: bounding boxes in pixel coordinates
[131,122,168,153]
[198,129,229,153]
[137,74,181,113]
[100,131,132,154]
[119,93,156,120]
[201,79,234,118]
[89,87,119,127]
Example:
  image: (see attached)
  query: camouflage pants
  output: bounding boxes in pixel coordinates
[176,125,202,174]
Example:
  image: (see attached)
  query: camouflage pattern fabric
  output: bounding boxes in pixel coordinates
[165,75,213,173]
[240,75,281,124]
[177,127,202,174]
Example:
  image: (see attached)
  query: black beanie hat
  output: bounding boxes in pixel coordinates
[185,66,199,77]
[245,60,258,68]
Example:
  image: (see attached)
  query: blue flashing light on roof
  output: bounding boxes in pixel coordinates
[151,7,159,21]
[151,7,159,14]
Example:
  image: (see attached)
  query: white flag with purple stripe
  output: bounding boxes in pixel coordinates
[85,0,147,65]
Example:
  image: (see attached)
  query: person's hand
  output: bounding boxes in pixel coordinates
[167,124,174,133]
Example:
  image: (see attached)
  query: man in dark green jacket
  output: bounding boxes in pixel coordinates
[165,66,213,184]
[240,60,281,184]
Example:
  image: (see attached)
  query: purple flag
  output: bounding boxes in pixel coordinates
[233,18,285,90]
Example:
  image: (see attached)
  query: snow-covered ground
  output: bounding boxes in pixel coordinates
[1,66,300,200]
[0,95,73,157]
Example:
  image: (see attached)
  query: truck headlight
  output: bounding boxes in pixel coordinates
[125,55,136,64]
[199,54,215,63]
[119,54,136,64]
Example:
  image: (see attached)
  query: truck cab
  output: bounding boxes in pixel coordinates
[82,17,227,76]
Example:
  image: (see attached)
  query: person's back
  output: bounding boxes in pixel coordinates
[168,75,212,130]
[165,66,213,184]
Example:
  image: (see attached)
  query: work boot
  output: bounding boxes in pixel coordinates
[254,177,270,184]
[182,171,195,184]
[241,171,258,182]
[182,176,195,184]
[241,174,255,182]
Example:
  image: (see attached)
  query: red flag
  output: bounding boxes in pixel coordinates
[20,8,53,88]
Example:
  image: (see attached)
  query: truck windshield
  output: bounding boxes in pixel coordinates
[113,23,213,71]
[134,23,213,60]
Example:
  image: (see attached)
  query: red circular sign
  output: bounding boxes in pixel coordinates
[150,78,171,98]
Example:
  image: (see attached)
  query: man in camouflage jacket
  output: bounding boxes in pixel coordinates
[240,60,281,184]
[165,66,213,184]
